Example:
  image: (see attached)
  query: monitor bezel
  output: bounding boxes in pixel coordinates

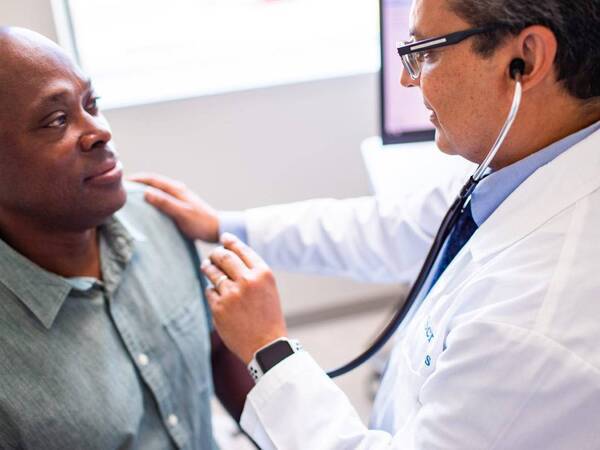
[379,0,435,145]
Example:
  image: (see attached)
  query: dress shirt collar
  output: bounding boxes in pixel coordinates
[470,120,600,226]
[0,213,145,329]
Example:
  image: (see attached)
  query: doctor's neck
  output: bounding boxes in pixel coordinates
[489,91,600,170]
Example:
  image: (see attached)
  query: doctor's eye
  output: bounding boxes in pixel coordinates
[416,51,437,63]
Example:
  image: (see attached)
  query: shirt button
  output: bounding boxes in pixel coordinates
[137,353,149,367]
[167,414,179,427]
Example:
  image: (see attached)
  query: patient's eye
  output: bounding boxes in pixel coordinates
[86,96,101,114]
[45,113,67,128]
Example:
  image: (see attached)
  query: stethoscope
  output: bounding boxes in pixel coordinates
[327,59,525,378]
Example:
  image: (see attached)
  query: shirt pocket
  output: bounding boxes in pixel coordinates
[164,299,211,392]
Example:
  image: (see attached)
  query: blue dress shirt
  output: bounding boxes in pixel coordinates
[422,120,600,294]
[470,120,600,226]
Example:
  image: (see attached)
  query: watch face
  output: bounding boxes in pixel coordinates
[256,340,295,372]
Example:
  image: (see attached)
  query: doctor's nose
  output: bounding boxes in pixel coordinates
[400,66,420,88]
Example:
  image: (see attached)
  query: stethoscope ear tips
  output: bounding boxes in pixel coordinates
[509,58,526,80]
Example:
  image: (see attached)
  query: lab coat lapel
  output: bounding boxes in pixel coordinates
[470,128,600,262]
[427,128,600,298]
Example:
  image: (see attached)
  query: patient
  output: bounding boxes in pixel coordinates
[0,27,251,449]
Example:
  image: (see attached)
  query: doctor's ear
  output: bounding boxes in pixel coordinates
[509,25,558,91]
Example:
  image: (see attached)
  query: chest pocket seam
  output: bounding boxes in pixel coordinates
[164,300,210,391]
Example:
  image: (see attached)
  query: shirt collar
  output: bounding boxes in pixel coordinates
[0,213,146,330]
[470,120,600,226]
[97,212,146,295]
[101,211,146,265]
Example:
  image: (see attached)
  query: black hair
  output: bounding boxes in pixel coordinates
[448,0,600,100]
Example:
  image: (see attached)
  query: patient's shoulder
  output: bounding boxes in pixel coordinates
[123,180,150,203]
[117,181,184,242]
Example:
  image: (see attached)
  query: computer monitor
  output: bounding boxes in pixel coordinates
[380,0,434,144]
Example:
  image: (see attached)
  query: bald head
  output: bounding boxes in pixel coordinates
[0,26,69,60]
[0,27,126,234]
[0,25,61,48]
[0,27,80,103]
[0,27,91,139]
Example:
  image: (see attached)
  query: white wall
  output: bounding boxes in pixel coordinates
[1,0,400,321]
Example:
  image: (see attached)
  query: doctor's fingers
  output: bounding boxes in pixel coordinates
[209,246,251,281]
[201,261,232,292]
[202,262,245,315]
[220,232,267,270]
[205,286,229,319]
[143,187,190,219]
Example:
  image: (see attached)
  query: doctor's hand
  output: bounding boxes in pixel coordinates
[129,173,220,243]
[202,232,288,365]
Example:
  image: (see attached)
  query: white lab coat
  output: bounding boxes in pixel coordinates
[240,128,600,449]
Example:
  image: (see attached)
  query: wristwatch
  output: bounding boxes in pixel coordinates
[247,337,303,382]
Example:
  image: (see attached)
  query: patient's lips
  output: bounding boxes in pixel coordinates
[85,159,123,186]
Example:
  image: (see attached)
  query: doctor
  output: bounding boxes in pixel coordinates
[134,0,600,447]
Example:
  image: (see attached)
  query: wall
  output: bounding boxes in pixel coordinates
[0,0,57,39]
[1,0,400,321]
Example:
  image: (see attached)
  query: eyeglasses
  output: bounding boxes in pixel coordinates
[397,27,495,80]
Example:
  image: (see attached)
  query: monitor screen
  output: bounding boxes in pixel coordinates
[380,0,434,144]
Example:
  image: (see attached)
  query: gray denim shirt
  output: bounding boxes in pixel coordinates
[0,183,216,450]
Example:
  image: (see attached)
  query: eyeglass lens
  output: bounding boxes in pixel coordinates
[399,41,421,79]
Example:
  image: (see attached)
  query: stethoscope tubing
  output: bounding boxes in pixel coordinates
[327,79,522,378]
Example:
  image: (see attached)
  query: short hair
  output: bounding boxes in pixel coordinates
[447,0,600,101]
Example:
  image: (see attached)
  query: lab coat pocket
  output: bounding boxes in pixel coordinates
[405,314,443,376]
[396,344,429,409]
[164,299,211,392]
